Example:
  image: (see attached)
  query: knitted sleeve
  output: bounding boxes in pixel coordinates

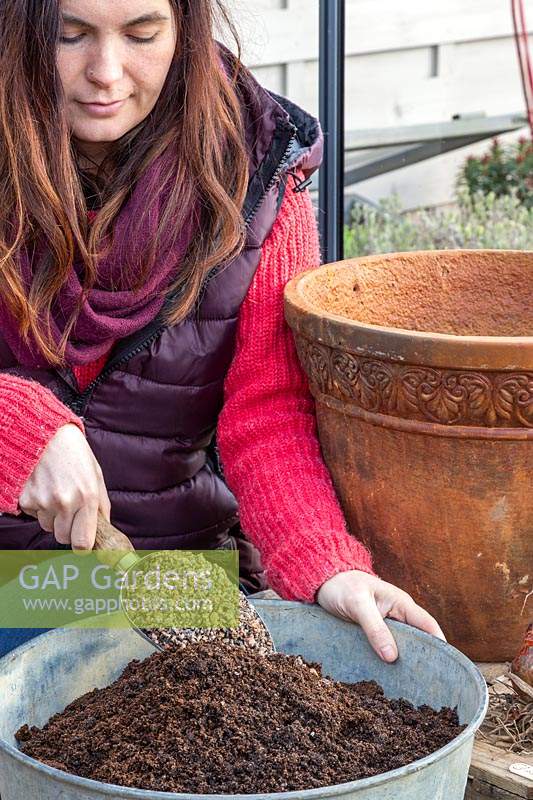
[0,373,85,514]
[217,174,376,602]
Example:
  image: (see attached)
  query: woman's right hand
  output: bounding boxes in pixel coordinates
[18,423,111,551]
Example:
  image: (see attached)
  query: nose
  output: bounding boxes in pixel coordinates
[85,42,124,87]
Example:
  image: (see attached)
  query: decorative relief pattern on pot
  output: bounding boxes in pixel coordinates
[295,337,533,428]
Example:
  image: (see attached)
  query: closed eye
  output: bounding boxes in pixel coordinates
[60,34,85,44]
[60,33,158,44]
[128,33,158,43]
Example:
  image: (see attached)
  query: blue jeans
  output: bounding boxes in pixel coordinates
[0,580,252,658]
[0,628,51,659]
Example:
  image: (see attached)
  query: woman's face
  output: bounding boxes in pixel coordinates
[57,0,177,162]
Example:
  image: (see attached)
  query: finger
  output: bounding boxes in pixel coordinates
[53,509,76,545]
[96,469,111,523]
[349,594,398,663]
[18,503,40,521]
[18,485,36,515]
[70,504,98,552]
[402,601,447,641]
[98,493,111,524]
[36,510,55,533]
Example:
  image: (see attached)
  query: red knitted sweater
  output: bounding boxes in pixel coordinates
[0,178,375,601]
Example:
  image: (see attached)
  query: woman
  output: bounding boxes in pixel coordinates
[0,0,444,660]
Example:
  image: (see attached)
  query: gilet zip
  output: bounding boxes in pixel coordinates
[64,122,298,420]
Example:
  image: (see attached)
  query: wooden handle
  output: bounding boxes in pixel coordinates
[94,512,138,572]
[95,513,135,552]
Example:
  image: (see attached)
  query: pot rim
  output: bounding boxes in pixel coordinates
[284,249,533,371]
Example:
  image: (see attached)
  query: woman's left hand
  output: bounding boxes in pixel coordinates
[316,570,446,663]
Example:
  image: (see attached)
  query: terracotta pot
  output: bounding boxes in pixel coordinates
[284,249,533,662]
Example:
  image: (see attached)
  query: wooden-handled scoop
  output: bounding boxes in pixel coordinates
[94,512,140,573]
[24,509,274,653]
[93,512,275,654]
[93,512,166,651]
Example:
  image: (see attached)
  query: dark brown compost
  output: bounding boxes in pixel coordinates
[16,643,464,793]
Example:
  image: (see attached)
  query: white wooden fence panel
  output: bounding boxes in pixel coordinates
[223,0,532,208]
[249,0,285,10]
[346,36,525,126]
[229,0,533,66]
[251,64,286,95]
[260,37,526,128]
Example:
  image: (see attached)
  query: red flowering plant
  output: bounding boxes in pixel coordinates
[459,136,533,208]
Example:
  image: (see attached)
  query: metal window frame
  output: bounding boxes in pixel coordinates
[318,0,345,265]
[316,4,527,264]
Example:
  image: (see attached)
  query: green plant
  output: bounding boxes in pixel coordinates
[458,136,533,208]
[344,189,533,258]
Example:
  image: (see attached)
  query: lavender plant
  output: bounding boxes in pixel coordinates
[344,189,533,258]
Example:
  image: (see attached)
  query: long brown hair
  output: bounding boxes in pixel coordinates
[0,0,249,366]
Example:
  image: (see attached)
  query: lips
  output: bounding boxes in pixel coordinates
[80,100,125,107]
[76,98,127,117]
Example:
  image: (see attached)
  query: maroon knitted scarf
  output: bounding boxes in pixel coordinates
[0,148,196,368]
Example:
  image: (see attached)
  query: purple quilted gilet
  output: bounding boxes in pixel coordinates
[0,67,323,580]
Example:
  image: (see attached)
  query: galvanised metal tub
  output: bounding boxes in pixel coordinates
[0,599,487,800]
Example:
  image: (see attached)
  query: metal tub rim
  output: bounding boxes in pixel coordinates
[0,600,489,799]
